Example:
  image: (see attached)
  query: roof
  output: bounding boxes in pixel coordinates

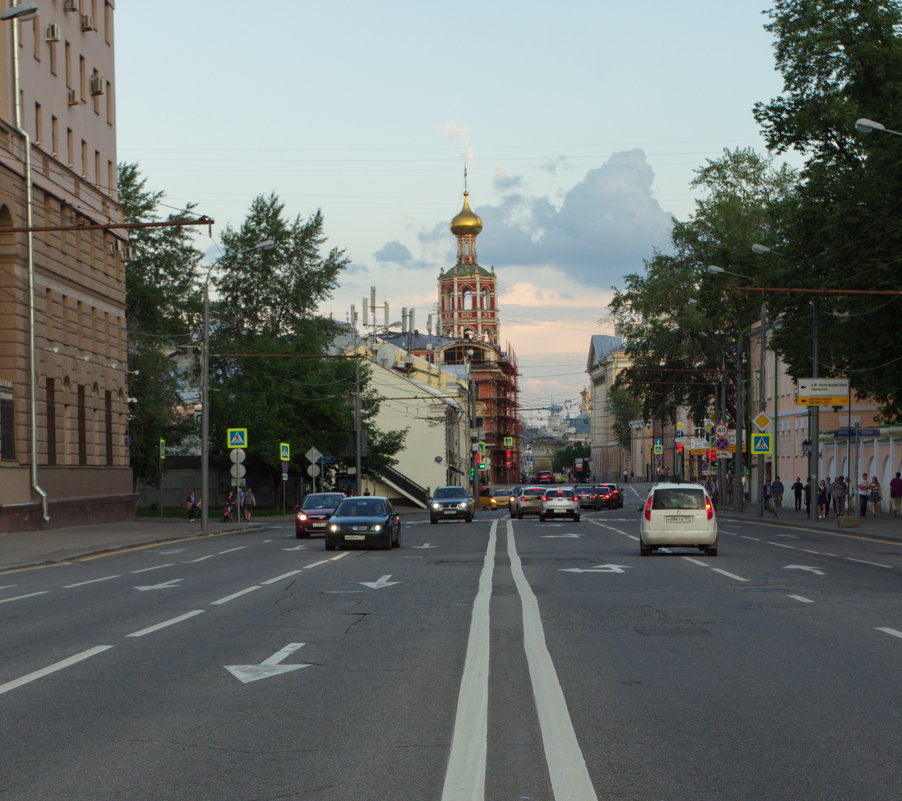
[442,263,494,278]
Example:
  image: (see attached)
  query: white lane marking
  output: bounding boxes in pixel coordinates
[0,645,114,696]
[261,570,304,585]
[303,560,331,569]
[329,552,350,561]
[218,547,247,555]
[787,595,814,604]
[441,520,496,801]
[225,642,311,683]
[130,564,174,574]
[876,627,902,640]
[185,554,215,563]
[845,557,893,569]
[586,518,638,540]
[0,591,49,605]
[64,575,120,588]
[507,520,599,801]
[740,536,761,542]
[211,586,261,605]
[769,542,797,550]
[710,568,750,582]
[126,610,205,638]
[682,557,708,567]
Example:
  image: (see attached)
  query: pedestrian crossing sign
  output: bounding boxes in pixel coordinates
[280,443,290,461]
[227,428,248,449]
[751,433,773,455]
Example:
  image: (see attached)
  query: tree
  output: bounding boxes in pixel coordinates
[606,385,643,450]
[609,148,796,424]
[752,0,902,421]
[119,163,203,487]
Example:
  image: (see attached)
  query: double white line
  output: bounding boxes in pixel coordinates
[441,519,598,801]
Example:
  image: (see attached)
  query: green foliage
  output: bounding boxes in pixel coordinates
[552,443,590,473]
[119,163,203,487]
[605,385,643,449]
[752,0,902,421]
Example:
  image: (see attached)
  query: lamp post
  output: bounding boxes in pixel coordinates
[855,118,902,137]
[200,239,275,534]
[708,265,764,516]
[2,2,48,520]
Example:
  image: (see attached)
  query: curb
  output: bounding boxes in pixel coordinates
[717,512,901,545]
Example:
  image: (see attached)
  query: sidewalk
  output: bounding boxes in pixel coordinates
[718,502,902,544]
[0,505,428,572]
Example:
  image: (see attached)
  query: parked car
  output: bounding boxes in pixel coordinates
[430,486,476,523]
[572,485,602,510]
[510,486,546,518]
[540,487,580,521]
[324,496,401,551]
[639,483,717,556]
[479,486,512,510]
[294,492,346,538]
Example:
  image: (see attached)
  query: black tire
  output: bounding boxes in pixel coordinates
[539,514,546,522]
[325,539,336,552]
[295,531,302,539]
[510,509,516,518]
[465,515,473,523]
[393,527,401,548]
[574,515,580,522]
[517,512,523,519]
[705,543,718,556]
[430,517,438,524]
[383,529,393,550]
[640,542,652,556]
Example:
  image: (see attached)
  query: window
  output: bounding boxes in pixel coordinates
[77,384,87,465]
[0,380,15,460]
[34,102,42,143]
[46,378,57,465]
[104,390,112,465]
[65,42,71,88]
[51,115,58,155]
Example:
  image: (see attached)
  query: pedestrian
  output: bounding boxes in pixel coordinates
[186,491,198,521]
[804,478,812,518]
[791,477,803,511]
[242,487,256,521]
[623,469,629,483]
[858,473,870,517]
[823,476,832,518]
[223,490,235,522]
[762,480,774,516]
[771,476,784,513]
[890,472,902,518]
[816,479,828,519]
[833,475,847,517]
[868,476,881,517]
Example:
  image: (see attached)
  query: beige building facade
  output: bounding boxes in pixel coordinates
[0,1,132,532]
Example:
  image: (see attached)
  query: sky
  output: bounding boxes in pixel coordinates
[115,1,791,422]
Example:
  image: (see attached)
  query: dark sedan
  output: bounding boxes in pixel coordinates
[429,486,476,523]
[324,496,401,551]
[295,492,346,538]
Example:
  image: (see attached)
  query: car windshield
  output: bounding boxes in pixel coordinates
[574,486,593,494]
[493,488,511,496]
[336,499,387,516]
[522,488,544,497]
[434,487,468,499]
[302,493,344,510]
[651,488,705,510]
[546,490,574,498]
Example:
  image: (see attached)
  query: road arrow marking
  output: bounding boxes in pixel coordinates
[542,533,581,539]
[784,565,826,576]
[412,543,438,549]
[560,563,631,574]
[134,578,184,591]
[225,643,311,683]
[359,574,399,589]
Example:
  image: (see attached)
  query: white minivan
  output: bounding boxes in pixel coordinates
[639,483,718,556]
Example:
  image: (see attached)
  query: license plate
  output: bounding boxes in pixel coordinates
[443,509,456,515]
[665,515,691,523]
[344,534,366,541]
[311,522,326,528]
[554,508,568,514]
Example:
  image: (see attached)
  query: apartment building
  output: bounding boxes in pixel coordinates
[0,1,132,531]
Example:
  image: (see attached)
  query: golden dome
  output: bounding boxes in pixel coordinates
[450,191,483,236]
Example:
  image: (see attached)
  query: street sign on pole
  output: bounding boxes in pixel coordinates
[227,428,248,448]
[280,443,290,462]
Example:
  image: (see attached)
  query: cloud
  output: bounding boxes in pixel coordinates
[493,168,523,192]
[373,240,413,264]
[440,122,474,163]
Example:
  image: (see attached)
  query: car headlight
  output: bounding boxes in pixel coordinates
[458,502,468,510]
[329,523,339,533]
[432,502,441,510]
[297,513,308,521]
[374,524,382,532]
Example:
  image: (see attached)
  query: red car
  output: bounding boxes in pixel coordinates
[295,492,346,538]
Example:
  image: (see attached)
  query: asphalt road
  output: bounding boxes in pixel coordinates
[2,484,900,801]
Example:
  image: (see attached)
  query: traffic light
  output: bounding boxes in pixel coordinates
[676,442,684,455]
[709,449,719,467]
[469,465,475,479]
[504,449,512,467]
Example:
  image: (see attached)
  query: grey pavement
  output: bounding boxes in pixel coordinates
[0,505,427,572]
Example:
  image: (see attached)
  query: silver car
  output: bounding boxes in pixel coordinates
[639,483,717,556]
[539,487,580,521]
[510,486,545,518]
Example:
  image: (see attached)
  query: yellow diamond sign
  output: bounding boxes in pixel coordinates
[753,412,771,431]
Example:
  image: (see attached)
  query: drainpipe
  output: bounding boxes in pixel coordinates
[11,16,49,521]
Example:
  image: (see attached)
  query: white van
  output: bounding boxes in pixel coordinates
[639,483,718,556]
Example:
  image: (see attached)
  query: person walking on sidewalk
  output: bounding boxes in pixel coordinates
[833,475,848,517]
[816,479,829,519]
[858,473,870,517]
[791,477,803,511]
[771,477,784,514]
[890,472,902,518]
[869,476,882,518]
[186,491,198,522]
[804,478,812,518]
[823,476,833,518]
[242,487,256,521]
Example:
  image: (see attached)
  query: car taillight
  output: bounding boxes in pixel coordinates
[706,499,714,520]
[541,496,549,502]
[644,497,653,520]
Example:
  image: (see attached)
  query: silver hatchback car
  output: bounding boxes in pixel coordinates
[639,483,717,556]
[539,487,580,521]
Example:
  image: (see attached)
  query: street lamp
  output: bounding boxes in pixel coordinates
[2,1,47,520]
[200,239,275,534]
[855,118,902,137]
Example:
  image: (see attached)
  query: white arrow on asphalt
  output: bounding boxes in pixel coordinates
[134,578,184,591]
[225,643,311,684]
[560,563,632,574]
[359,574,400,589]
[282,545,308,551]
[784,564,826,576]
[542,533,582,539]
[412,543,438,549]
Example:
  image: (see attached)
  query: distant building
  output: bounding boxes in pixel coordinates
[586,334,632,481]
[0,6,132,532]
